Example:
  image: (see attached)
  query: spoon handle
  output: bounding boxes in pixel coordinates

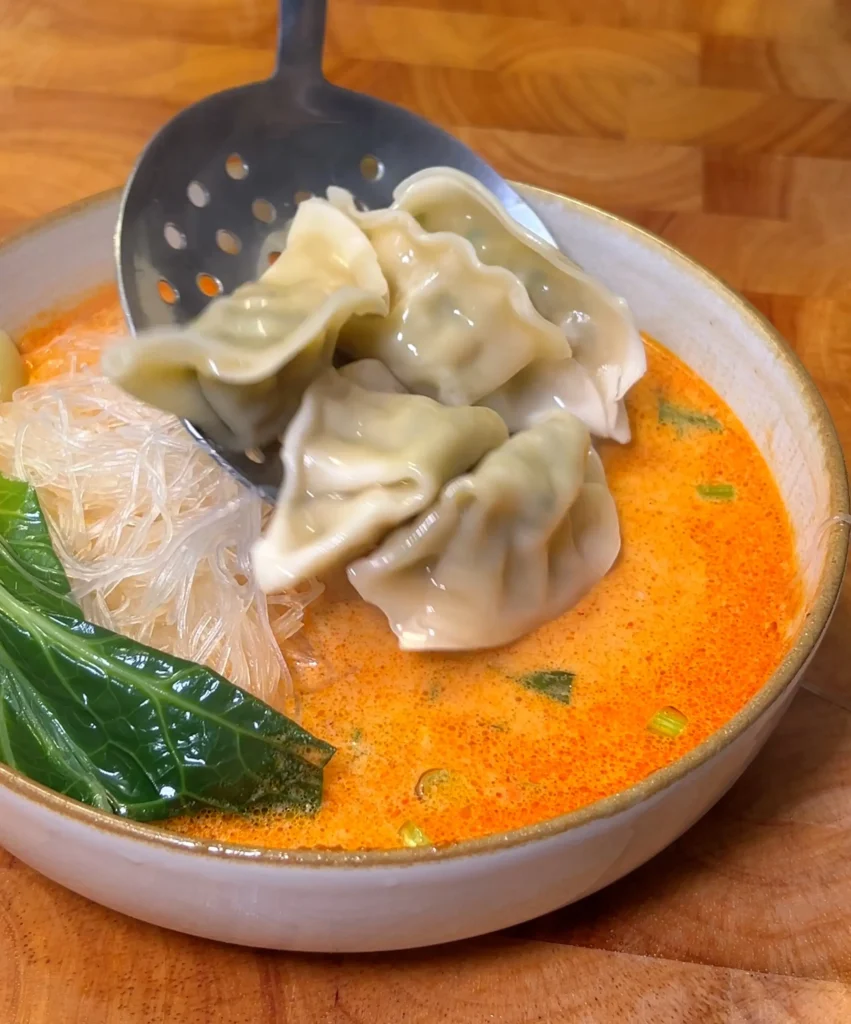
[276,0,328,77]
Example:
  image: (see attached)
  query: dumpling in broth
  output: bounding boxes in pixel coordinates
[102,199,389,450]
[347,411,620,651]
[393,168,646,441]
[251,367,508,593]
[327,188,568,407]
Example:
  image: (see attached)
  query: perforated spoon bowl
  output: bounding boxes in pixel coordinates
[116,0,557,499]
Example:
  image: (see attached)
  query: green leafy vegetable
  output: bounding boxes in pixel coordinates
[398,821,431,847]
[658,399,723,436]
[0,474,334,821]
[696,483,736,502]
[518,670,575,705]
[647,706,688,739]
[426,680,442,703]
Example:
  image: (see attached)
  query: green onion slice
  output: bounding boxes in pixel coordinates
[518,670,575,704]
[647,706,688,739]
[696,483,736,501]
[659,399,723,435]
[398,821,431,848]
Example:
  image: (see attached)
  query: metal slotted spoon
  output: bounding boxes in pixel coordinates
[116,0,557,499]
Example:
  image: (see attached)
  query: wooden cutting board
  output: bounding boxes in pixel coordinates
[1,1,850,1020]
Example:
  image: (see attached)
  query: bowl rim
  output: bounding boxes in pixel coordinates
[0,186,847,868]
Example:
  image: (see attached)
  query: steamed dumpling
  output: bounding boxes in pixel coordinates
[251,367,508,593]
[103,199,389,449]
[393,167,646,441]
[327,188,568,407]
[347,411,620,651]
[337,358,406,394]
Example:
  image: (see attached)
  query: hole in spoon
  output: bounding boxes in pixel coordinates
[163,223,186,250]
[294,190,313,205]
[216,229,242,255]
[157,279,179,305]
[187,181,210,207]
[196,273,223,297]
[225,153,248,180]
[360,155,384,181]
[252,198,277,224]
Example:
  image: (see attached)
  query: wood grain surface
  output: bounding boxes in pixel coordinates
[1,1,850,1020]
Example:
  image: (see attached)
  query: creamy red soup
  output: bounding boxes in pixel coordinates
[20,285,801,850]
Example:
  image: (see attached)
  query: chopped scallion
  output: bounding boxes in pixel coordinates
[518,670,575,705]
[647,706,688,739]
[659,399,723,436]
[399,821,431,848]
[696,483,736,502]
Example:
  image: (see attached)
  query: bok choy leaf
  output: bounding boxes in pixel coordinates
[0,474,334,821]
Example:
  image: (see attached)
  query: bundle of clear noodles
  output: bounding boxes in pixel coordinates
[0,367,321,705]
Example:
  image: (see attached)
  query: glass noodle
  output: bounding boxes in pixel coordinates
[0,362,321,706]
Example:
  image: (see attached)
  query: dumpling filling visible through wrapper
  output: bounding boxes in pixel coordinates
[327,188,568,407]
[102,198,389,450]
[391,167,647,441]
[347,411,621,651]
[251,366,509,593]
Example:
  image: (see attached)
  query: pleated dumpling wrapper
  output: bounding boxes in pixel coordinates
[251,365,509,593]
[392,167,647,442]
[347,410,621,651]
[337,358,406,394]
[326,188,568,407]
[102,198,389,450]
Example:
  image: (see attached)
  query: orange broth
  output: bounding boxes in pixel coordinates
[19,285,802,850]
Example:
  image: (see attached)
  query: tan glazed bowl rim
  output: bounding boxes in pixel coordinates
[0,185,847,868]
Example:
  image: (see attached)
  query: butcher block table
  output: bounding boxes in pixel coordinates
[2,0,851,1020]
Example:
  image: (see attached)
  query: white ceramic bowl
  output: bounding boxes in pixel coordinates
[0,189,847,952]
